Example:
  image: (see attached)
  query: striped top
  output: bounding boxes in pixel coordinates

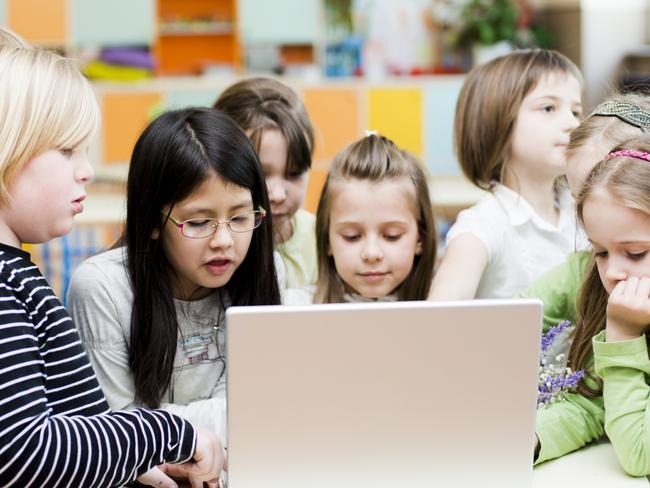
[0,243,196,487]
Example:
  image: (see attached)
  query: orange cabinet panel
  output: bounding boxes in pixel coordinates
[102,92,163,164]
[8,0,67,45]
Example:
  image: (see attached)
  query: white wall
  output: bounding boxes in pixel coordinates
[581,0,647,108]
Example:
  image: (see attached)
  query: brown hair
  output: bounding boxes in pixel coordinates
[571,135,650,396]
[454,49,582,190]
[314,135,436,303]
[214,76,314,174]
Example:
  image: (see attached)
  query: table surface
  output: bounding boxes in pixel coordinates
[533,441,650,486]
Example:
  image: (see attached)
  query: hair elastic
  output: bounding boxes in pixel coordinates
[590,100,650,131]
[604,149,650,162]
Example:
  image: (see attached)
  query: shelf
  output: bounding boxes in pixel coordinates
[154,0,241,75]
[159,21,234,36]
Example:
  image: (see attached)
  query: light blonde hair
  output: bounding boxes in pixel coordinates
[314,135,436,303]
[0,41,99,203]
[455,49,582,190]
[566,91,650,160]
[571,135,650,396]
[0,27,31,49]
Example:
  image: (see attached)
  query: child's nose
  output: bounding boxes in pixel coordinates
[76,152,94,183]
[267,178,286,204]
[361,239,383,262]
[605,260,628,285]
[563,109,580,132]
[209,223,234,249]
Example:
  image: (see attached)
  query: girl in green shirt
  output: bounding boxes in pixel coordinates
[536,138,650,476]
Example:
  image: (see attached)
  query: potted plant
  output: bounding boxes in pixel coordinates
[453,0,551,66]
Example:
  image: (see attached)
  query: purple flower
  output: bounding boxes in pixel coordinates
[541,320,572,353]
[537,321,586,408]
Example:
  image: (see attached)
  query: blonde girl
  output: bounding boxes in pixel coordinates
[301,134,436,303]
[214,77,317,288]
[521,93,650,329]
[534,137,650,476]
[0,39,221,487]
[430,49,584,300]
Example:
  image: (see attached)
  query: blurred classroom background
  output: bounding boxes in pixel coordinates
[4,0,650,299]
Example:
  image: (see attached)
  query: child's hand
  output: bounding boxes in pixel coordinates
[153,428,225,488]
[606,276,650,341]
[136,466,181,487]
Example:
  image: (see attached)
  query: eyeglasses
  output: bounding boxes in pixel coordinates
[160,206,266,239]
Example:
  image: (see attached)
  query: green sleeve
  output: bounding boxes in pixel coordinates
[518,251,590,331]
[535,388,605,465]
[593,331,650,476]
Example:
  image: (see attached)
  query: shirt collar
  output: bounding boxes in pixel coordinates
[492,183,574,231]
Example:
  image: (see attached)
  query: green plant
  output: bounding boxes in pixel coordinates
[455,0,519,47]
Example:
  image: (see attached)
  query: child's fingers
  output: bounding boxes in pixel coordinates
[623,276,639,296]
[610,279,628,298]
[638,276,650,299]
[136,466,179,488]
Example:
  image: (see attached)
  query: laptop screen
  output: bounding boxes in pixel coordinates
[226,299,542,488]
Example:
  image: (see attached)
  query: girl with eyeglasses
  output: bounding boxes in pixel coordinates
[67,107,281,450]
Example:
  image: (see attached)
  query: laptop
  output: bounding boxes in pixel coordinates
[225,299,542,488]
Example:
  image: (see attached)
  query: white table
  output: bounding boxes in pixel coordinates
[533,441,650,487]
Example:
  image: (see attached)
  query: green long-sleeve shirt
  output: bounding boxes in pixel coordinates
[518,251,590,331]
[536,331,650,477]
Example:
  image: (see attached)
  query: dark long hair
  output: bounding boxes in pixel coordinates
[124,107,280,407]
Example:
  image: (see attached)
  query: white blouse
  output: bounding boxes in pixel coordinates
[445,183,587,299]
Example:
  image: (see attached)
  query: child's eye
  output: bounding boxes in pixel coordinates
[59,148,74,157]
[341,234,360,242]
[185,219,211,228]
[384,234,402,242]
[627,251,648,261]
[594,251,608,259]
[572,110,582,118]
[542,105,555,113]
[286,171,304,180]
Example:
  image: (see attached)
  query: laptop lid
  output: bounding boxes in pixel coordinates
[226,299,542,488]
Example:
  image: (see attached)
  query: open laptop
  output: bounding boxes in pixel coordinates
[225,299,542,488]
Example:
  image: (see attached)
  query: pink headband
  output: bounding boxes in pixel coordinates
[604,149,650,162]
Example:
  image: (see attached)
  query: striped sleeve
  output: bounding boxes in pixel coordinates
[0,252,196,487]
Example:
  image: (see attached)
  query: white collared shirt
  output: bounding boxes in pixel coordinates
[445,183,587,299]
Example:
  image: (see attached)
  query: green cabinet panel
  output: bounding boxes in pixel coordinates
[240,0,319,44]
[70,0,155,46]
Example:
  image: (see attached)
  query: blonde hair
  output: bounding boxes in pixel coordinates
[314,135,436,303]
[455,49,582,190]
[571,135,650,396]
[0,27,31,49]
[0,43,99,203]
[566,91,650,160]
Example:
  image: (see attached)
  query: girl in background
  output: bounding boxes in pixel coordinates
[0,40,221,487]
[214,77,317,288]
[68,107,280,447]
[287,133,436,304]
[535,138,650,477]
[520,93,650,329]
[430,49,584,300]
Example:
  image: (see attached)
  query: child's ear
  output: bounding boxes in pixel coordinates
[151,228,160,240]
[415,237,423,255]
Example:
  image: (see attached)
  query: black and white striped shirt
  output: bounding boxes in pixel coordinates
[0,244,196,487]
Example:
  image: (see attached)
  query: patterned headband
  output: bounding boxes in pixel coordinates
[590,100,650,131]
[603,149,650,162]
